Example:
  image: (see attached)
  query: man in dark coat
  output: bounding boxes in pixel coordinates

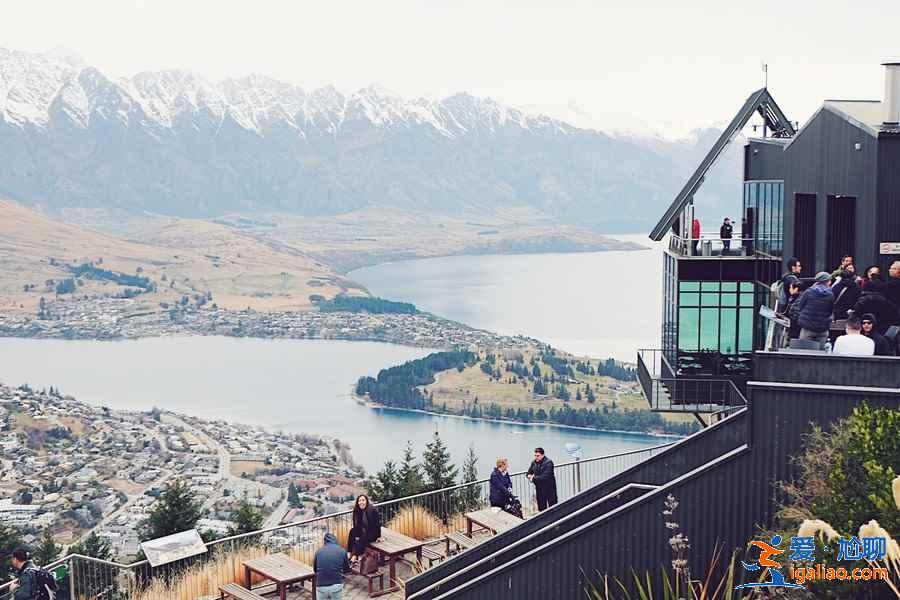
[851,283,899,334]
[831,271,861,320]
[9,548,37,600]
[861,314,895,356]
[883,260,900,308]
[795,272,834,349]
[314,532,351,599]
[527,447,558,511]
[776,258,802,312]
[719,218,733,253]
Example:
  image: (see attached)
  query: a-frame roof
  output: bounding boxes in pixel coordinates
[648,88,795,241]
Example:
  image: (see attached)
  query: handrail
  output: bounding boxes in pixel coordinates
[0,443,674,597]
[198,443,675,551]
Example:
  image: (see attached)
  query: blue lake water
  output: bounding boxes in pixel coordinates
[0,239,668,476]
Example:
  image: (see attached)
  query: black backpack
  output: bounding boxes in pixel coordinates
[27,567,59,600]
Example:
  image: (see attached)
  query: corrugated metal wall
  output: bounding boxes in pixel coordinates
[783,108,878,272]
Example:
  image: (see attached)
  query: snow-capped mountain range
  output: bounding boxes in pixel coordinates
[0,48,740,226]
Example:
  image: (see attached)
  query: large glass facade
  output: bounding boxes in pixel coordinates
[743,180,784,258]
[677,281,755,355]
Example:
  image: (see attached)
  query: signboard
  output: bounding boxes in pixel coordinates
[140,529,208,567]
[759,305,790,328]
[880,242,900,255]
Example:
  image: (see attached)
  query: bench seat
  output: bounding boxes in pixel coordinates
[219,582,266,600]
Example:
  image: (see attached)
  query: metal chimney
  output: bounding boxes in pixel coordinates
[883,61,900,126]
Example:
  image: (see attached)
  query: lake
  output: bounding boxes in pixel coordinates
[349,234,663,362]
[0,336,667,477]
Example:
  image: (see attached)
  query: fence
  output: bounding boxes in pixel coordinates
[637,348,748,413]
[0,444,670,600]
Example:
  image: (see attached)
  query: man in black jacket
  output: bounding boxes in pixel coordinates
[527,447,558,511]
[9,548,36,600]
[719,218,733,253]
[314,532,351,599]
[861,314,895,356]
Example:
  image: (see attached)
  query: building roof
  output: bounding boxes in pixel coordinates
[823,100,884,136]
[649,88,795,241]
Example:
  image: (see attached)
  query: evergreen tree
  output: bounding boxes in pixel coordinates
[397,441,424,497]
[287,482,301,508]
[228,499,264,536]
[533,378,547,396]
[34,528,61,566]
[69,532,112,560]
[0,523,22,581]
[586,386,596,403]
[422,432,458,491]
[575,388,582,402]
[459,445,480,510]
[367,460,401,501]
[138,479,204,541]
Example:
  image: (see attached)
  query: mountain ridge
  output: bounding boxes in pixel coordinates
[0,47,741,227]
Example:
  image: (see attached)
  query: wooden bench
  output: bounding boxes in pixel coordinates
[219,583,266,600]
[444,531,477,556]
[350,566,385,596]
[421,546,444,568]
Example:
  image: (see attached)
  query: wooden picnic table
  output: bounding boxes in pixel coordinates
[367,527,426,597]
[243,553,316,600]
[465,507,523,536]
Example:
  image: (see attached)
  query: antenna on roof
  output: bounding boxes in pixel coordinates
[762,62,768,88]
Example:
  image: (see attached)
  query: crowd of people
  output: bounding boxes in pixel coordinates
[775,255,900,355]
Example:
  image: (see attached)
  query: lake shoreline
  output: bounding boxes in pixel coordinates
[357,395,684,441]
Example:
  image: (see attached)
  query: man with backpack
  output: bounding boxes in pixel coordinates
[9,547,58,600]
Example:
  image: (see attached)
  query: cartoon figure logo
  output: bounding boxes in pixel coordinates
[736,535,803,589]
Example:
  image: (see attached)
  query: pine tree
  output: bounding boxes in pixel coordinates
[0,523,22,581]
[287,482,301,508]
[138,479,204,541]
[367,460,401,501]
[397,441,424,497]
[228,498,264,536]
[586,386,596,403]
[576,388,583,402]
[69,532,112,560]
[34,528,61,566]
[459,445,480,510]
[422,432,458,491]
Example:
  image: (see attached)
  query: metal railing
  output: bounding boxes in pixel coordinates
[668,233,781,258]
[637,349,748,413]
[0,444,671,600]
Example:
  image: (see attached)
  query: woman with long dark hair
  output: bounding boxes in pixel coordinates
[346,494,381,564]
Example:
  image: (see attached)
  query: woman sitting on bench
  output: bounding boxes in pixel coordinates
[347,494,382,566]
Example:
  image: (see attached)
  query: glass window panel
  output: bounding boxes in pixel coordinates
[740,282,754,292]
[740,293,754,307]
[701,293,720,307]
[721,293,737,307]
[699,308,720,351]
[679,308,699,351]
[721,282,737,292]
[739,308,754,351]
[680,293,700,306]
[680,281,700,291]
[701,282,720,291]
[720,309,737,354]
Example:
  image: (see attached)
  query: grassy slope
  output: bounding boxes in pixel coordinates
[0,198,357,314]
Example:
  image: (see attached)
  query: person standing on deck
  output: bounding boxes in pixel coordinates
[691,217,701,255]
[720,218,733,253]
[527,447,558,512]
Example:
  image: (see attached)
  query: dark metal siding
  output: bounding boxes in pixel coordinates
[876,135,900,270]
[783,108,878,271]
[744,140,785,181]
[407,355,900,600]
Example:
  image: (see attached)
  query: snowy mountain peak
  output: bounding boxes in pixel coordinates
[0,48,573,138]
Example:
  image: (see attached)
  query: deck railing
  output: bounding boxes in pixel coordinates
[0,444,671,600]
[637,348,748,413]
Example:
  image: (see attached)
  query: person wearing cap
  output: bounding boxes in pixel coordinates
[832,316,874,356]
[720,217,733,253]
[861,313,895,356]
[795,271,835,350]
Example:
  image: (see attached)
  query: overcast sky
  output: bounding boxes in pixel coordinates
[3,0,898,136]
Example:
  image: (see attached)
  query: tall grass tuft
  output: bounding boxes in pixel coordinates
[387,505,444,540]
